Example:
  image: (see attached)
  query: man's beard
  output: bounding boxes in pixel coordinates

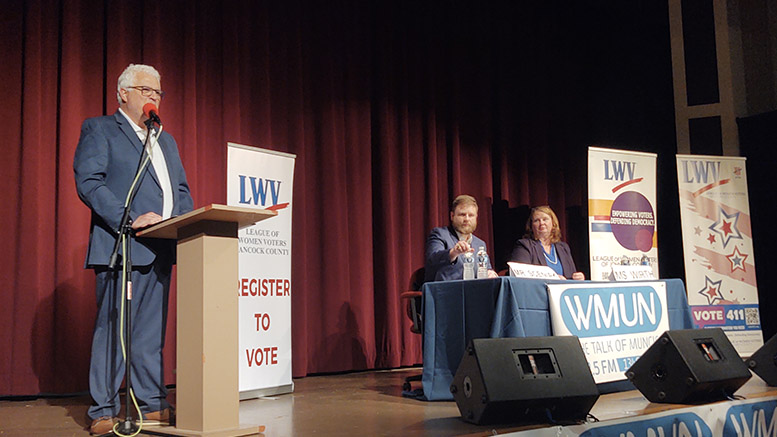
[454,222,476,235]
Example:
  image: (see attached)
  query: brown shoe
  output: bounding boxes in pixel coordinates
[143,407,174,426]
[90,416,118,435]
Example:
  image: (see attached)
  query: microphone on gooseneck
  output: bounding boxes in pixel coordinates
[143,102,162,127]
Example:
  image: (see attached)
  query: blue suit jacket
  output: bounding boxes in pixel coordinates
[424,226,492,283]
[74,111,194,268]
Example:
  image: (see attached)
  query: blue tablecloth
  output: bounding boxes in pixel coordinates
[421,277,694,401]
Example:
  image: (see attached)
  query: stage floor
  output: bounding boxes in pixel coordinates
[1,368,776,436]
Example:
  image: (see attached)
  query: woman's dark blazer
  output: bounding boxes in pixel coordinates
[509,238,577,279]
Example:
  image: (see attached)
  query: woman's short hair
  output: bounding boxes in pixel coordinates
[524,205,561,243]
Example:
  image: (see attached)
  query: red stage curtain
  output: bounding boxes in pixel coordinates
[0,1,675,395]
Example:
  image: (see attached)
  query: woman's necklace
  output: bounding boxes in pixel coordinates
[543,243,558,265]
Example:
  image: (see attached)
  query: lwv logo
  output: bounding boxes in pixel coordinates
[238,175,281,207]
[681,160,721,184]
[604,160,636,181]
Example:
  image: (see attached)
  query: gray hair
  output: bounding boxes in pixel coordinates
[116,64,161,104]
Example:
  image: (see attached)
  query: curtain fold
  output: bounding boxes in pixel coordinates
[0,0,677,395]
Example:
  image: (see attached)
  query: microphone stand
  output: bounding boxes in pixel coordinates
[107,119,155,436]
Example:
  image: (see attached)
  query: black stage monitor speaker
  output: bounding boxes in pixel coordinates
[748,333,777,386]
[626,328,751,403]
[450,336,599,425]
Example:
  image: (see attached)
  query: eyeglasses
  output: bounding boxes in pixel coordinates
[127,86,165,99]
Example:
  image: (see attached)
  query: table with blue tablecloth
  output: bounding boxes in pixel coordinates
[421,277,694,401]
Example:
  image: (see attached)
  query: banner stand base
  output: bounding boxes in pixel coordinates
[240,383,295,401]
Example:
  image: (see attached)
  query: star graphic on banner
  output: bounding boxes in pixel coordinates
[698,276,724,304]
[726,246,748,273]
[694,226,702,236]
[707,234,716,245]
[708,208,743,249]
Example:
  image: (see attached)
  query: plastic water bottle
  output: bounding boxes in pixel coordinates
[462,251,475,280]
[640,254,650,266]
[476,247,488,279]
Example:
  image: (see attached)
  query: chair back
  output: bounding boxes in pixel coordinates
[409,267,425,291]
[402,267,426,334]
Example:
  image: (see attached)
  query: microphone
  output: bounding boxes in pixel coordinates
[143,103,162,126]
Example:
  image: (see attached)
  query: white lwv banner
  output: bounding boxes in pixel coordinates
[676,154,762,356]
[227,143,295,398]
[588,147,659,281]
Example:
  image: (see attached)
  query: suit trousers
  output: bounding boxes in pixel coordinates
[88,261,172,419]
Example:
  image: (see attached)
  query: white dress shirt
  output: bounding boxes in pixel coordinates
[118,108,174,219]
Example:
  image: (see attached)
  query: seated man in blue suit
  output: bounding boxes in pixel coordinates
[424,195,498,282]
[74,64,194,435]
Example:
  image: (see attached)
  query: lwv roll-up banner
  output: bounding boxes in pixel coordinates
[547,282,669,384]
[227,143,295,398]
[588,147,659,281]
[676,155,762,356]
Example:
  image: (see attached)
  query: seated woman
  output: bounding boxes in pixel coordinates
[510,205,585,280]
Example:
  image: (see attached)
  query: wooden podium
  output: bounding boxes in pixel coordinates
[138,204,276,436]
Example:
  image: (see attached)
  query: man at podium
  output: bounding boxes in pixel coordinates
[73,64,193,435]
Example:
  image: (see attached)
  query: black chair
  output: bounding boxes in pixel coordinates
[400,267,425,391]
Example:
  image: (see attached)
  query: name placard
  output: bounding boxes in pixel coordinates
[610,265,655,281]
[507,262,559,279]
